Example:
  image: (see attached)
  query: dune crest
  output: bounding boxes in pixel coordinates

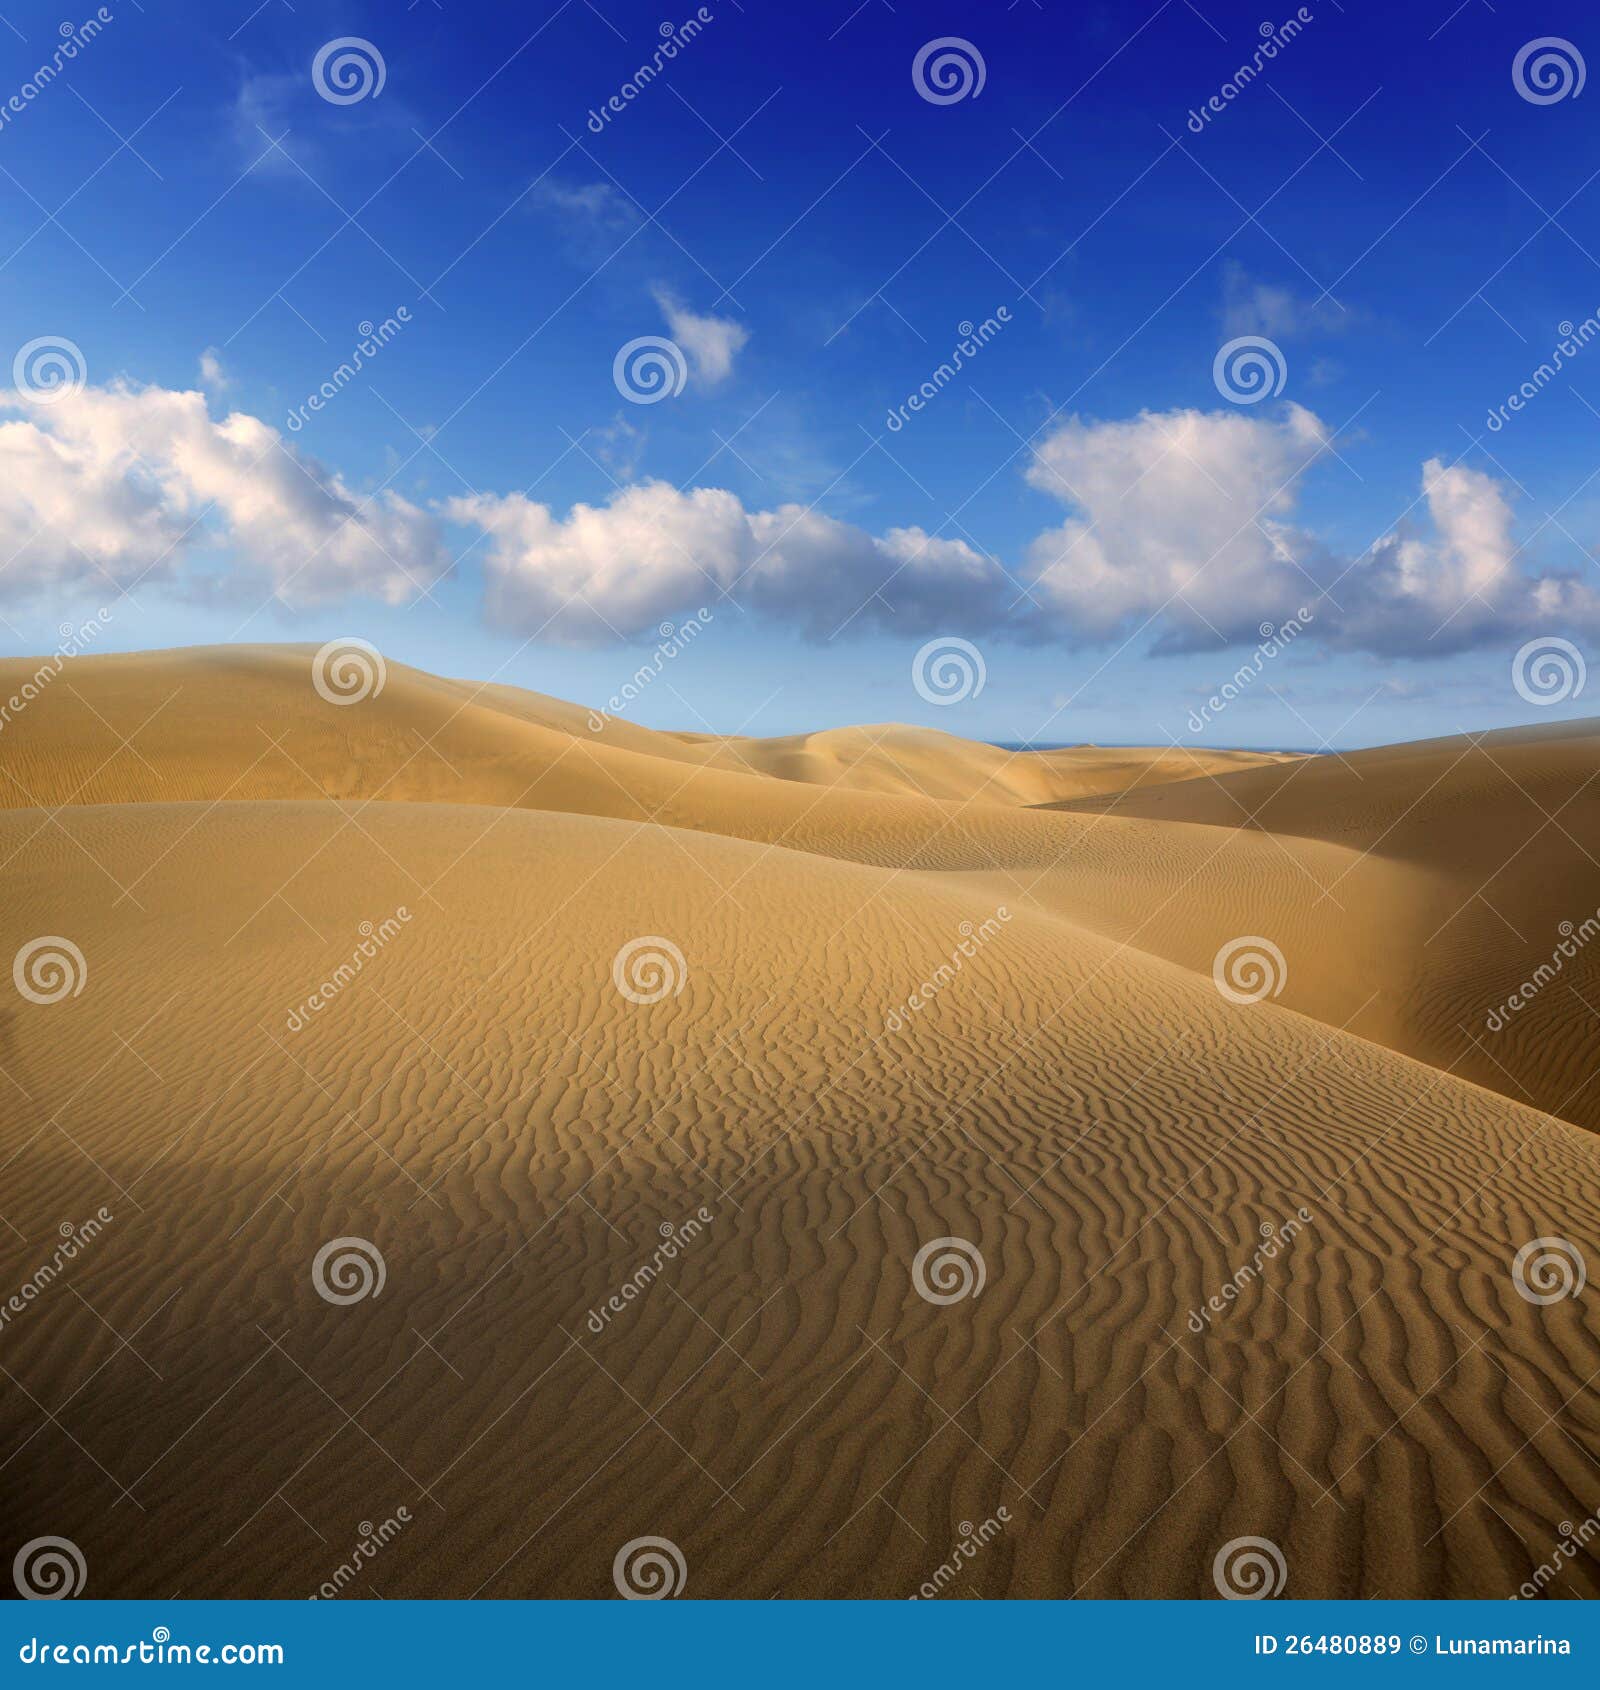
[2,645,1597,1599]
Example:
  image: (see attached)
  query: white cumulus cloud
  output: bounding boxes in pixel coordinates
[0,381,448,607]
[1022,404,1333,649]
[6,376,1596,664]
[1335,457,1600,654]
[1020,405,1600,655]
[449,480,1005,643]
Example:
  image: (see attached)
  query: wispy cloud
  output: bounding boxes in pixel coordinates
[531,178,637,229]
[528,178,640,261]
[652,287,748,387]
[199,347,230,394]
[230,71,309,176]
[1220,261,1352,341]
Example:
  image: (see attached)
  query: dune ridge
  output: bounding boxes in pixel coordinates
[2,645,1597,1599]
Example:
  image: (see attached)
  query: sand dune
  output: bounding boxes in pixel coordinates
[2,646,1597,1599]
[1042,722,1600,1134]
[7,648,1590,1129]
[0,644,1287,817]
[708,722,1289,806]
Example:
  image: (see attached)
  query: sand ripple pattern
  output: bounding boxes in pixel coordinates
[1,798,1597,1600]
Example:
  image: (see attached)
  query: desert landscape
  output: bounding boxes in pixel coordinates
[2,643,1597,1600]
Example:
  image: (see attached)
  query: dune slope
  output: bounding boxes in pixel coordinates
[1038,722,1600,1134]
[11,647,1594,1135]
[2,646,1598,1600]
[2,801,1598,1600]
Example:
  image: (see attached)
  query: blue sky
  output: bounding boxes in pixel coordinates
[3,0,1600,747]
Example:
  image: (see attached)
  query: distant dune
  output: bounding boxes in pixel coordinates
[2,646,1597,1599]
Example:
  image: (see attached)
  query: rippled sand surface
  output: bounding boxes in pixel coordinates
[2,648,1596,1599]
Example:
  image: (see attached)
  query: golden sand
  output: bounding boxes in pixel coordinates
[2,646,1596,1598]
